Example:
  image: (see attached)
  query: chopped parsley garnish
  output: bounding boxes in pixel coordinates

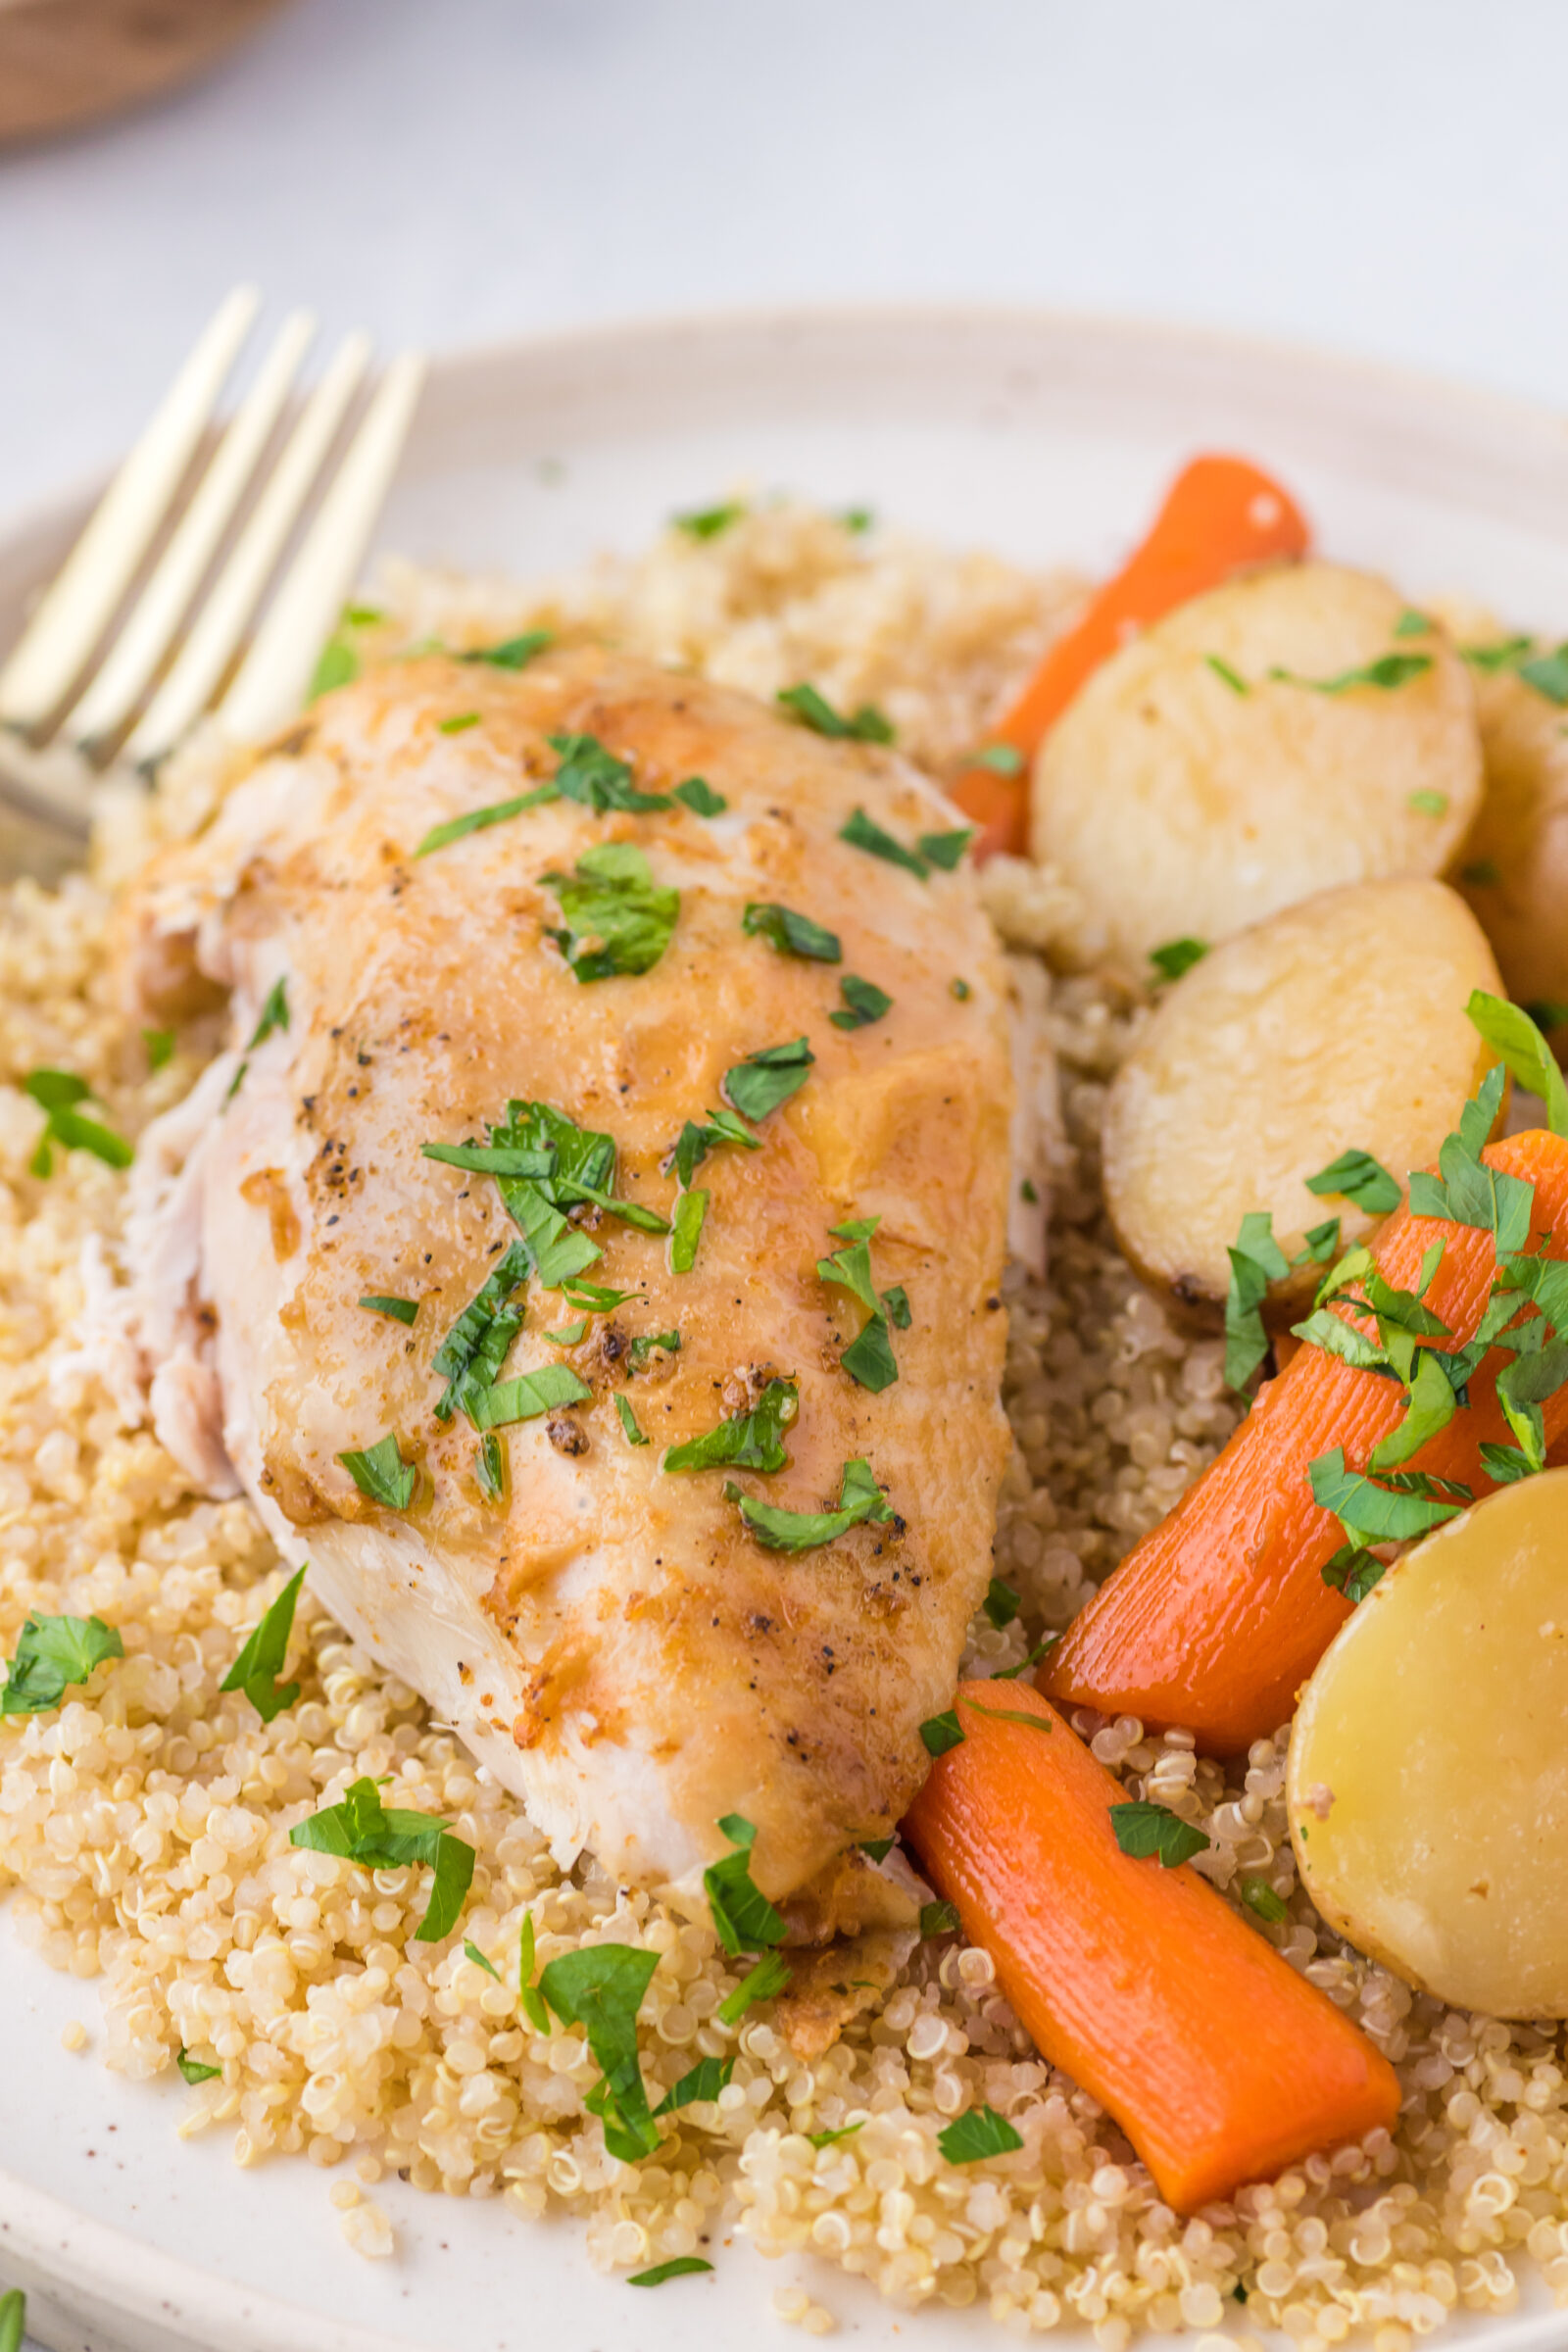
[22,1070,133,1177]
[970,742,1024,775]
[518,1913,550,2034]
[674,500,745,539]
[1460,634,1534,673]
[628,1328,680,1366]
[1494,1342,1568,1477]
[1466,991,1568,1138]
[951,978,971,1002]
[614,1394,650,1446]
[220,1563,306,1722]
[1241,1877,1289,1924]
[1203,654,1250,695]
[992,1638,1057,1681]
[475,1432,506,1500]
[143,1026,175,1070]
[308,637,357,698]
[176,2049,221,2085]
[467,1363,592,1429]
[742,902,843,962]
[808,2120,865,2147]
[721,1037,814,1121]
[1518,643,1568,705]
[716,1950,791,2026]
[777,683,893,743]
[543,1318,588,1347]
[983,1576,1020,1628]
[830,974,892,1030]
[1408,788,1448,816]
[668,1187,708,1274]
[627,2259,713,2288]
[536,1943,662,2162]
[1108,1800,1211,1868]
[961,1695,1055,1731]
[247,977,289,1050]
[920,1900,960,1938]
[543,842,680,981]
[1394,610,1434,638]
[938,2106,1023,2165]
[547,729,674,813]
[840,506,874,533]
[724,1456,894,1551]
[672,774,727,816]
[1267,654,1432,694]
[428,1099,669,1293]
[1223,1210,1291,1392]
[438,711,480,734]
[361,1294,417,1326]
[653,2056,733,2117]
[1020,1178,1039,1204]
[563,1277,649,1311]
[337,1433,417,1510]
[859,1837,895,1862]
[1,1611,122,1716]
[1309,1446,1470,1549]
[1406,1065,1534,1249]
[665,1379,797,1474]
[464,1938,501,1981]
[838,806,927,876]
[1528,1001,1568,1033]
[1305,1149,1402,1214]
[817,1214,906,1392]
[919,1710,964,1756]
[919,827,975,870]
[430,1241,530,1422]
[704,1815,787,1955]
[460,630,552,670]
[290,1776,474,1941]
[414,780,561,858]
[668,1106,760,1187]
[1151,937,1207,982]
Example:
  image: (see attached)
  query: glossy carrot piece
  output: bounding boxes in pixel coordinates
[903,1681,1399,2211]
[954,454,1312,858]
[1043,1131,1568,1752]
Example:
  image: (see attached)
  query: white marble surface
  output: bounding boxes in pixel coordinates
[1,0,1567,522]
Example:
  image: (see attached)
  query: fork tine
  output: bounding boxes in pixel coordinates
[67,310,318,749]
[216,350,426,745]
[0,285,259,729]
[127,332,371,763]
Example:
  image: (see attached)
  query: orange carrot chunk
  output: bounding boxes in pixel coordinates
[1043,1131,1568,1753]
[954,454,1312,859]
[903,1681,1399,2213]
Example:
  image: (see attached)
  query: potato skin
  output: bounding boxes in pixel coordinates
[1032,562,1483,969]
[1102,878,1501,1317]
[1287,1472,1568,2019]
[1450,665,1568,1049]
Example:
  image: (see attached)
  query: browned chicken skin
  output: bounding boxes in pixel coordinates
[114,648,1013,1921]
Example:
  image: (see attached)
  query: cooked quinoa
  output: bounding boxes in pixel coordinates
[2,504,1566,2351]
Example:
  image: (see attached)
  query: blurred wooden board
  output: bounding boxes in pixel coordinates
[0,0,295,144]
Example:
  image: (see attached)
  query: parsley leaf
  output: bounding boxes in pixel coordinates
[467,1364,591,1429]
[542,843,680,981]
[653,2056,734,2116]
[360,1294,417,1326]
[1151,938,1207,982]
[778,684,893,742]
[838,806,926,876]
[543,1317,588,1346]
[1495,1341,1568,1475]
[628,1327,680,1365]
[1393,610,1434,638]
[143,1026,175,1070]
[808,2120,866,2147]
[668,1106,760,1188]
[674,501,745,539]
[1479,1440,1536,1485]
[337,1433,416,1510]
[1,1612,123,1715]
[176,2048,221,2085]
[1406,1066,1534,1250]
[1203,654,1250,695]
[918,827,975,870]
[464,1938,501,1981]
[546,730,673,813]
[1409,789,1448,816]
[614,1393,650,1446]
[1223,1210,1291,1391]
[1465,991,1568,1138]
[414,780,561,858]
[1308,1446,1469,1544]
[23,1070,133,1176]
[290,1776,474,1941]
[665,1379,797,1474]
[475,1431,506,1500]
[938,2106,1023,2164]
[460,630,552,670]
[662,769,729,817]
[1365,1347,1459,1471]
[537,1944,662,2163]
[919,1710,964,1756]
[1241,1878,1289,1923]
[1268,654,1432,694]
[518,1913,550,2034]
[220,1564,306,1722]
[1108,1800,1211,1868]
[1518,643,1568,705]
[716,1950,791,2026]
[722,1037,814,1122]
[668,1187,708,1274]
[704,1815,787,1955]
[430,1241,530,1423]
[817,1216,904,1392]
[970,743,1024,775]
[308,637,357,699]
[829,974,893,1030]
[742,902,843,962]
[1305,1150,1402,1214]
[920,1900,960,1937]
[983,1576,1020,1628]
[628,2259,713,2287]
[724,1456,894,1551]
[438,711,480,735]
[1461,634,1534,672]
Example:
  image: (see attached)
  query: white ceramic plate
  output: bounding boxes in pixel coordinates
[2,308,1567,2352]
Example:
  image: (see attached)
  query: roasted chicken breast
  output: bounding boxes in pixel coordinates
[112,648,1013,1921]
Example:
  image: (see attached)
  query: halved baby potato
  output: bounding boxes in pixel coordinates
[1288,1471,1568,2019]
[1451,664,1568,1052]
[1032,562,1484,969]
[1102,877,1501,1316]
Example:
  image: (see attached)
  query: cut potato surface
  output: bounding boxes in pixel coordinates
[1451,665,1568,1048]
[1102,877,1501,1315]
[1288,1471,1568,2019]
[1032,562,1484,969]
